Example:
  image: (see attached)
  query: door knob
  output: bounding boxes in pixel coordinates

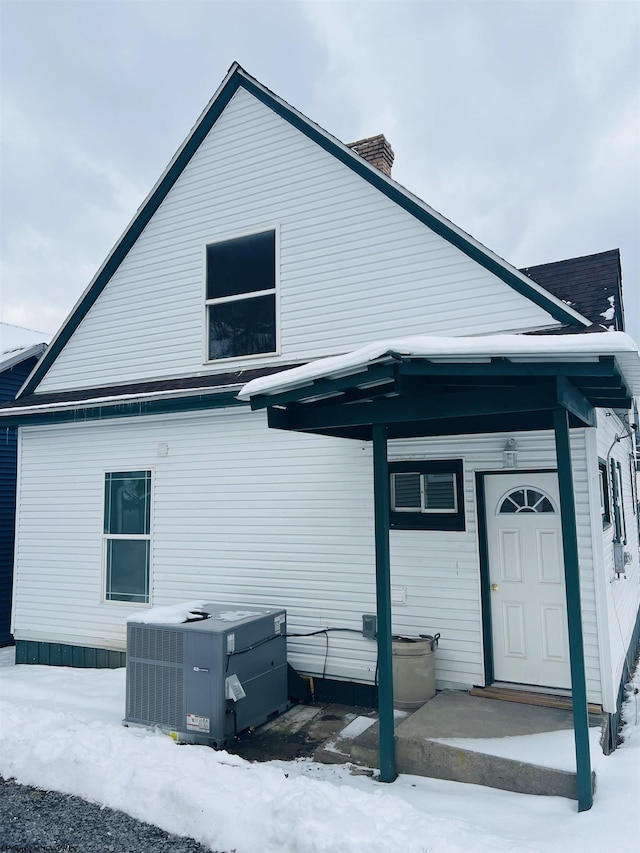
[491,583,499,591]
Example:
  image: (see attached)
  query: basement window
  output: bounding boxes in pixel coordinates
[103,471,152,603]
[205,230,277,361]
[389,460,465,530]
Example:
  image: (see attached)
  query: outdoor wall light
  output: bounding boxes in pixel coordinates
[503,438,518,468]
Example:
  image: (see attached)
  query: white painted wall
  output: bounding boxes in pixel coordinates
[37,88,560,394]
[13,409,605,703]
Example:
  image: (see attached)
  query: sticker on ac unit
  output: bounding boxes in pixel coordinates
[186,713,210,733]
[274,614,285,635]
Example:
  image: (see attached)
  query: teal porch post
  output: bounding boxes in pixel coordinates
[372,423,397,782]
[553,407,593,811]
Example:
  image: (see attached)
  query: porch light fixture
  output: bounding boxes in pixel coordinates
[503,438,518,468]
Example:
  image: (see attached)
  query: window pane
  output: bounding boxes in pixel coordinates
[209,294,276,359]
[206,231,275,300]
[424,473,456,510]
[104,472,151,535]
[392,473,421,509]
[106,539,150,602]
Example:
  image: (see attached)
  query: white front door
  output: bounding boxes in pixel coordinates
[485,473,571,689]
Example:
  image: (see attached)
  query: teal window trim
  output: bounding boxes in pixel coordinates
[389,460,465,531]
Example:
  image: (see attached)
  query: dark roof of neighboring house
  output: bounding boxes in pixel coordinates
[520,249,623,332]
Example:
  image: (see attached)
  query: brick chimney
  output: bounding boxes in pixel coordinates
[347,134,395,177]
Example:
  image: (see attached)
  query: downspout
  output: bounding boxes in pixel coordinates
[372,423,397,782]
[553,407,594,811]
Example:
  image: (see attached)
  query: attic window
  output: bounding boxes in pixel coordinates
[205,230,277,361]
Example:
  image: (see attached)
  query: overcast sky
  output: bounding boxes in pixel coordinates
[1,0,639,345]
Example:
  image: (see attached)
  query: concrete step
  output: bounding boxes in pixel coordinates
[316,691,600,800]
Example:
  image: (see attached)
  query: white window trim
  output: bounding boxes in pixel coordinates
[202,224,281,366]
[101,469,154,607]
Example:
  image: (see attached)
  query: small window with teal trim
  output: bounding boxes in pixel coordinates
[104,471,152,603]
[389,460,464,530]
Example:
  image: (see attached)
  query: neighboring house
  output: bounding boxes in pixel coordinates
[0,324,48,646]
[1,65,638,799]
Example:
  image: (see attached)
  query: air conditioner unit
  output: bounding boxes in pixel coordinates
[123,603,288,748]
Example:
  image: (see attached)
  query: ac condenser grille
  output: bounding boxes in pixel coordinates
[127,661,183,728]
[128,625,184,663]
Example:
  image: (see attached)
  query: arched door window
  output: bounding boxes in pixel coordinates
[498,487,556,514]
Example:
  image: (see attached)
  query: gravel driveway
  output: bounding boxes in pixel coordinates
[0,777,219,853]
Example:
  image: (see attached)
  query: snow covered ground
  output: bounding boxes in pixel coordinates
[1,646,638,853]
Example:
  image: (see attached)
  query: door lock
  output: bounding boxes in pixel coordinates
[491,583,499,591]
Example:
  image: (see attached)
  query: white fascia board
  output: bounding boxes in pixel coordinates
[238,331,640,401]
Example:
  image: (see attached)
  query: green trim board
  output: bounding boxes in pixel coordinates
[267,383,596,436]
[15,640,126,668]
[475,473,494,686]
[553,408,593,812]
[372,424,397,783]
[1,391,245,427]
[20,65,587,399]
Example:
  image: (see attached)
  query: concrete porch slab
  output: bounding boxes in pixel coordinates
[318,691,601,800]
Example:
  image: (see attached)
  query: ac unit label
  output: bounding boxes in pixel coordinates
[186,713,210,733]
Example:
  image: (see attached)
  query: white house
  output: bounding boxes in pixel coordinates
[2,64,638,805]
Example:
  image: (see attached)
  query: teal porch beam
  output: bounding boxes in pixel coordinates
[553,407,593,811]
[372,423,397,783]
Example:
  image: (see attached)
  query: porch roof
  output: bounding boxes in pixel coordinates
[240,333,640,440]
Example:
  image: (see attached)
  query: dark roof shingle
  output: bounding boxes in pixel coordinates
[520,249,623,331]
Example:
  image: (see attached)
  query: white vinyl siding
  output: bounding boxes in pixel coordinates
[387,429,602,700]
[596,410,640,706]
[13,410,605,703]
[37,88,560,394]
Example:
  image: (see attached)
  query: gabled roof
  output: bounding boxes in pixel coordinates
[18,63,590,400]
[521,250,623,331]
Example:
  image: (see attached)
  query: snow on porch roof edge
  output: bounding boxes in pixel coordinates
[238,332,640,402]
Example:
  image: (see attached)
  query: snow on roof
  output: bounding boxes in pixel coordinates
[0,323,50,371]
[238,332,640,400]
[1,322,51,354]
